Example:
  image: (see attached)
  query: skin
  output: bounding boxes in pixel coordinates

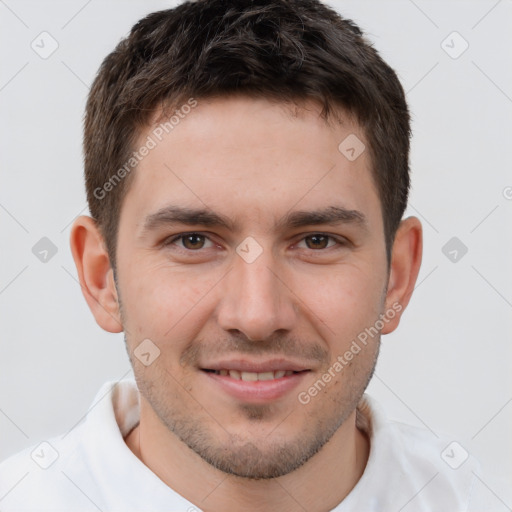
[71,96,422,512]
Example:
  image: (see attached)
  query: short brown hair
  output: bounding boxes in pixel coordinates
[84,0,411,267]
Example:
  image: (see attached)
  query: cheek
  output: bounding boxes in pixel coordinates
[121,264,216,341]
[296,265,384,340]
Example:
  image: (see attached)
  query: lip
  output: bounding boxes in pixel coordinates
[201,368,310,403]
[200,358,310,373]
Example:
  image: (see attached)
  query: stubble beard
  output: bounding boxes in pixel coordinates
[128,338,379,480]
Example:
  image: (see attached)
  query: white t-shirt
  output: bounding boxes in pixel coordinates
[0,380,496,511]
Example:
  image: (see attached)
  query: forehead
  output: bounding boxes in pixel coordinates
[123,96,381,232]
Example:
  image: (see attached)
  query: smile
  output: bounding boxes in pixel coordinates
[204,369,299,380]
[200,365,311,403]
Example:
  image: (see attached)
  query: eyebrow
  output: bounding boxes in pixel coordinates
[141,204,367,236]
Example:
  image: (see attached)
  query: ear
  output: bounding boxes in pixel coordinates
[70,216,123,333]
[381,216,422,334]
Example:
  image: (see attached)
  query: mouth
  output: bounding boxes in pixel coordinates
[199,361,311,402]
[202,369,303,380]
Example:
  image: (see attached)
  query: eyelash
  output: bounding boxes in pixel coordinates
[163,232,347,253]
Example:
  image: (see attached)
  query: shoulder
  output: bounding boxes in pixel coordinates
[0,432,97,511]
[394,420,501,511]
[344,394,487,511]
[0,380,130,511]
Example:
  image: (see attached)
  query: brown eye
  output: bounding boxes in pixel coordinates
[164,232,214,251]
[181,234,207,250]
[304,234,332,250]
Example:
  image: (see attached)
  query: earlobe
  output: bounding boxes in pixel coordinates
[382,216,423,334]
[70,216,123,333]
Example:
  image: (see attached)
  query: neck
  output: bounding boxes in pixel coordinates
[125,398,369,512]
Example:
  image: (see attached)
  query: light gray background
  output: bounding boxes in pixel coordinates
[1,0,511,507]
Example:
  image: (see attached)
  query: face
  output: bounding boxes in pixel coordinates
[115,96,389,479]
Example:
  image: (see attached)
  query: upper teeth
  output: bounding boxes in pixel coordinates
[215,370,294,380]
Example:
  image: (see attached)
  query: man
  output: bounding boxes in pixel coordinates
[0,0,489,510]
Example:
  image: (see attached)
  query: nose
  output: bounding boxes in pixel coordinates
[216,246,298,341]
